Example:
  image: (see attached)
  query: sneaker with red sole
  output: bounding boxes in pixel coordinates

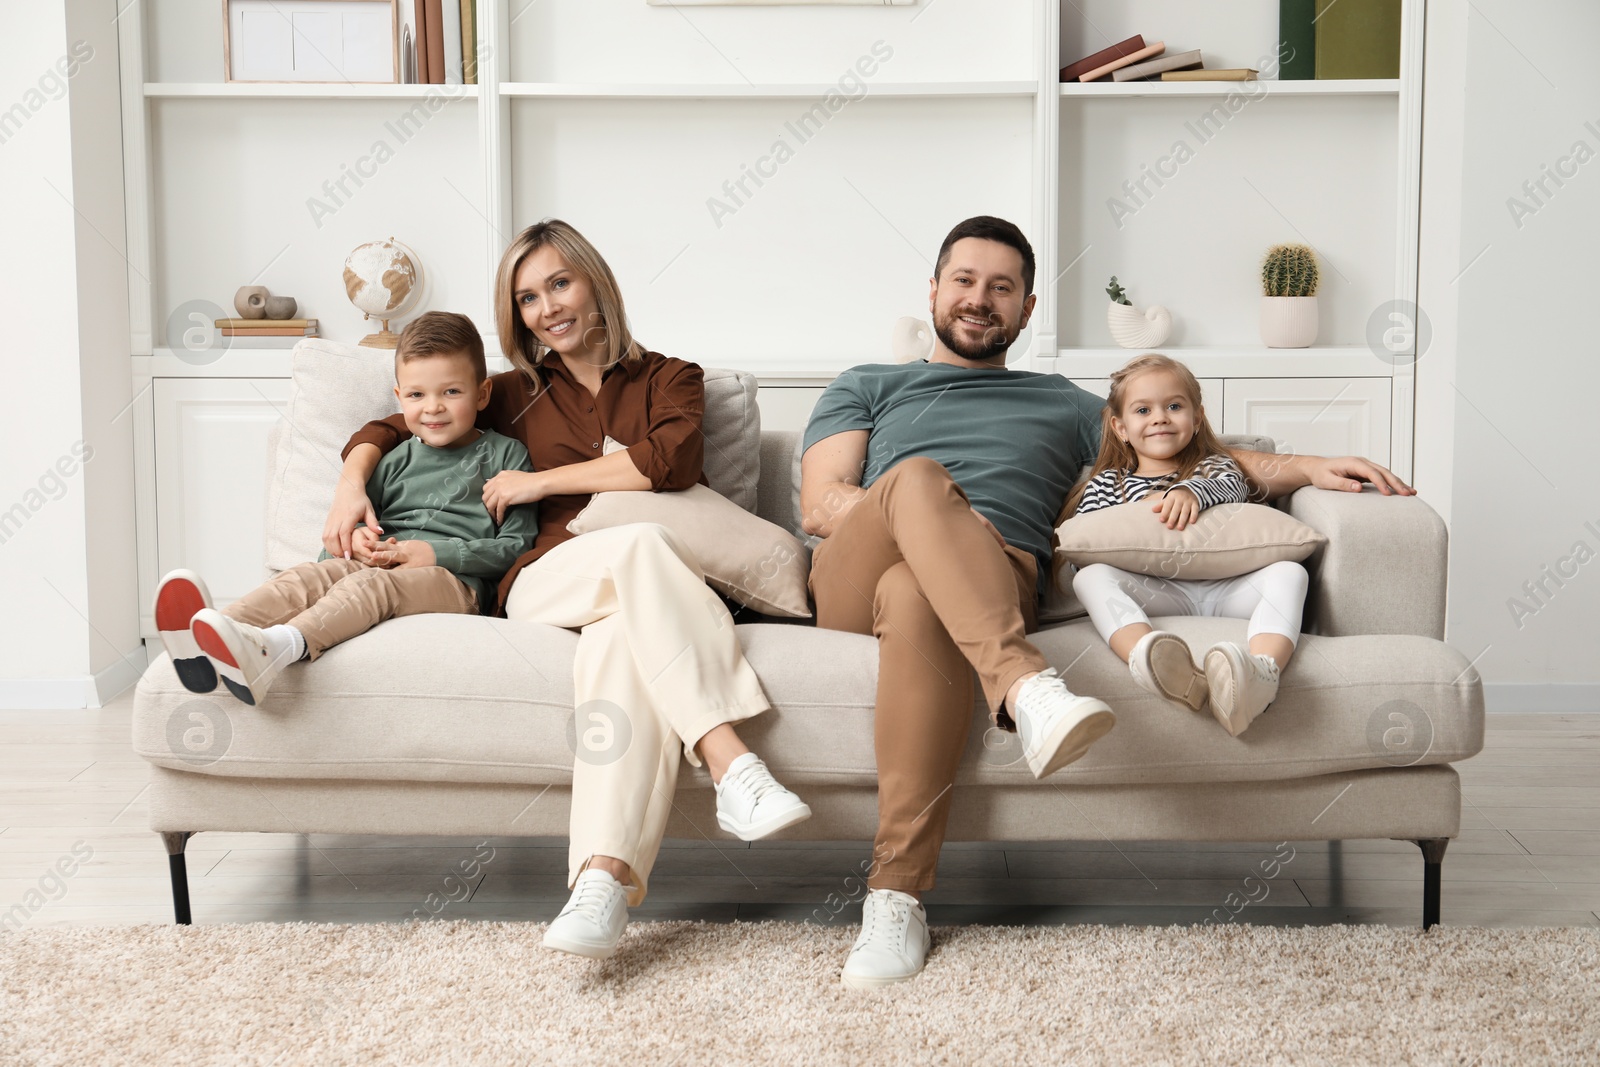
[190,608,295,707]
[153,570,217,693]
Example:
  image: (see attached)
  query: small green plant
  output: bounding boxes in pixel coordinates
[1261,244,1319,297]
[1106,276,1131,305]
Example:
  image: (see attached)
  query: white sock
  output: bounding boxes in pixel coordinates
[262,624,306,665]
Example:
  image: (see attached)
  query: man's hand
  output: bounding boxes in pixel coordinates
[367,538,436,569]
[350,526,384,565]
[1307,456,1415,496]
[482,470,544,524]
[1149,487,1200,530]
[972,507,1006,547]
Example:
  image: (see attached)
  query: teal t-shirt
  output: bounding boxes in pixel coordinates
[802,361,1105,599]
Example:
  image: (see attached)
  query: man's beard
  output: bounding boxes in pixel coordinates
[933,305,1018,363]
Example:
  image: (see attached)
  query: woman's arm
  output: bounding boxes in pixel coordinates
[482,450,651,524]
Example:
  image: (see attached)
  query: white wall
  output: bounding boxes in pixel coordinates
[1441,0,1600,711]
[0,0,141,707]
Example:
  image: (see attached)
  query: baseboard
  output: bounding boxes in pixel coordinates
[0,645,148,709]
[1483,684,1600,714]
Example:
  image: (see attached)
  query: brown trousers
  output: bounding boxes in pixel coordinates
[224,558,477,660]
[808,457,1048,893]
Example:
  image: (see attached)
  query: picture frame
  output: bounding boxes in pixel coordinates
[224,0,399,84]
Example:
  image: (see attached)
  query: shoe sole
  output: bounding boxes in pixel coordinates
[1136,633,1208,713]
[541,931,620,960]
[1205,646,1260,738]
[1027,703,1116,779]
[154,571,217,694]
[840,934,932,989]
[190,610,264,707]
[716,802,813,842]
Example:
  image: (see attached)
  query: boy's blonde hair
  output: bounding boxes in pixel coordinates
[1063,353,1228,516]
[396,311,487,382]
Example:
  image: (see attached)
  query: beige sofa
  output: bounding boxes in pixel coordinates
[131,352,1485,928]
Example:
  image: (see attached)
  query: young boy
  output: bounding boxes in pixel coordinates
[153,311,538,706]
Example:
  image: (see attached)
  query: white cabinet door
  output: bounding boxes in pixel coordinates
[153,379,290,608]
[756,387,826,434]
[1069,378,1224,426]
[1222,378,1391,466]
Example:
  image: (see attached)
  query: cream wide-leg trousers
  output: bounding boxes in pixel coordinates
[502,522,770,905]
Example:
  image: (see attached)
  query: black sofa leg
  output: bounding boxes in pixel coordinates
[1414,837,1448,930]
[161,832,194,925]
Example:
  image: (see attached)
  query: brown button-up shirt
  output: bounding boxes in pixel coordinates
[342,350,707,613]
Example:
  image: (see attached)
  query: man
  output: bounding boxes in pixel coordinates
[800,216,1413,988]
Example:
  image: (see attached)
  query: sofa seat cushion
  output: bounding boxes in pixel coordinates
[134,615,1483,788]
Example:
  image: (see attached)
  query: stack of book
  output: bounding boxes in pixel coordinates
[402,0,478,85]
[214,319,319,348]
[1060,36,1257,83]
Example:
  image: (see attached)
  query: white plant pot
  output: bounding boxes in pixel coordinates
[1260,296,1319,348]
[1107,301,1172,350]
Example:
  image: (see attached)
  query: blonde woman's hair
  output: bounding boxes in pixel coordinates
[1063,353,1228,516]
[494,219,642,381]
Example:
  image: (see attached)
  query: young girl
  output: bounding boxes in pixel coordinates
[1067,353,1309,736]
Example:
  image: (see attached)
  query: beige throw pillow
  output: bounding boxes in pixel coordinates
[1056,500,1326,581]
[567,438,812,618]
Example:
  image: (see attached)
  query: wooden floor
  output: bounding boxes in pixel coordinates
[3,692,1598,931]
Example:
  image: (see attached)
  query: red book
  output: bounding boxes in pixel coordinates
[423,0,446,84]
[1060,34,1146,83]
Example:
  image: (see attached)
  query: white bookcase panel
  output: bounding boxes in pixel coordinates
[507,0,1036,85]
[1069,377,1222,422]
[147,98,488,348]
[1222,377,1391,466]
[509,96,1032,370]
[153,379,291,606]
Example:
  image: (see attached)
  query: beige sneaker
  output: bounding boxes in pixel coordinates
[1128,630,1208,713]
[1204,643,1281,737]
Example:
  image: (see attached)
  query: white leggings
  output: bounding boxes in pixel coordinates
[1071,560,1310,646]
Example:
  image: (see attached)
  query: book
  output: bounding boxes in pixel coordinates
[1161,68,1259,81]
[423,0,445,84]
[1314,0,1401,79]
[1079,41,1165,83]
[415,0,432,83]
[461,0,477,84]
[1279,0,1317,80]
[213,318,317,329]
[441,0,463,85]
[1060,34,1146,83]
[1113,48,1203,82]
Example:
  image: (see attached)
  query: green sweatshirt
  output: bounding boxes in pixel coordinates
[319,430,537,614]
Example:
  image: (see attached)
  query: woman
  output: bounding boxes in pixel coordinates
[324,220,810,959]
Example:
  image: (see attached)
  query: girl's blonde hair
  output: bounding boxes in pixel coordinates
[1063,353,1228,516]
[494,219,642,382]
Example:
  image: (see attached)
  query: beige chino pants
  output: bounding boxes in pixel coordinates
[503,522,770,905]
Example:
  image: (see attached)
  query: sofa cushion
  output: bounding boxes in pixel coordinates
[132,614,1482,787]
[1056,500,1327,580]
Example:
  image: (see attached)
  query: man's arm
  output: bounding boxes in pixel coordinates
[799,430,869,538]
[1229,448,1416,503]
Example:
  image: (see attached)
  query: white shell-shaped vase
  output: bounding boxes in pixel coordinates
[1107,301,1172,349]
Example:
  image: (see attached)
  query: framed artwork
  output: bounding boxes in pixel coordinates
[224,0,399,83]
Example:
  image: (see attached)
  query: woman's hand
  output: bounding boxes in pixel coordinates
[1150,487,1201,530]
[482,470,544,524]
[323,478,381,559]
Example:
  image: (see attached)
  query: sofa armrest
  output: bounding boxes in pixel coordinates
[1287,487,1448,639]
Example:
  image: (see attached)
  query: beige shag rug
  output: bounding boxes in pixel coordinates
[3,922,1596,1065]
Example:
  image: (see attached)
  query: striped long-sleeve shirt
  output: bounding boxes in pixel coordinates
[1075,453,1250,516]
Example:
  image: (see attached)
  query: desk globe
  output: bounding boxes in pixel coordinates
[343,239,422,348]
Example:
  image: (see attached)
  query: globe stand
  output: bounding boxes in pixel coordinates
[359,316,401,349]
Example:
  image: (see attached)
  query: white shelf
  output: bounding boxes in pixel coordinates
[144,83,480,99]
[1047,347,1392,379]
[1060,78,1399,98]
[140,350,846,383]
[500,81,1036,99]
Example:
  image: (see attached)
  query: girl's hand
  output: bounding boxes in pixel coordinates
[1150,487,1201,530]
[482,470,544,524]
[323,480,381,559]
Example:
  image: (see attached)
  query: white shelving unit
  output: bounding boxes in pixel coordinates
[117,0,1427,637]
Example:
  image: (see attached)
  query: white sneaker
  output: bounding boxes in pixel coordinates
[1204,643,1281,737]
[154,570,217,693]
[841,889,930,989]
[542,869,630,959]
[189,609,296,707]
[715,752,812,841]
[1128,630,1208,713]
[1011,668,1116,778]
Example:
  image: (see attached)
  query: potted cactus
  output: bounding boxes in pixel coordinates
[1105,275,1172,349]
[1259,244,1320,348]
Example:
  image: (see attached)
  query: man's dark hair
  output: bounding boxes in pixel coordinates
[933,216,1036,297]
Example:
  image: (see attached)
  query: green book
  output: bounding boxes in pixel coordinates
[1278,0,1317,80]
[1314,0,1401,79]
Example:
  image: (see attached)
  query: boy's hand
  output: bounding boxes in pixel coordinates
[350,526,384,565]
[1150,487,1201,530]
[367,538,436,569]
[482,470,543,524]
